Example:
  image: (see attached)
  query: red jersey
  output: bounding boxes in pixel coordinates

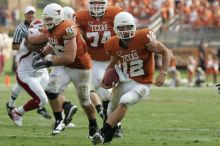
[75,6,122,61]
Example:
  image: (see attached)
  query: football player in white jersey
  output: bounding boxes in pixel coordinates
[10,19,50,126]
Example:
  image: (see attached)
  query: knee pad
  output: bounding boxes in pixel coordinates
[120,91,141,106]
[96,87,111,101]
[45,91,59,100]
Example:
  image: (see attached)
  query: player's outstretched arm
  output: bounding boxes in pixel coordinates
[147,40,172,87]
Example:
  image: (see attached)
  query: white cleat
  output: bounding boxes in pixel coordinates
[92,132,104,145]
[65,122,75,128]
[11,109,23,127]
[51,120,65,136]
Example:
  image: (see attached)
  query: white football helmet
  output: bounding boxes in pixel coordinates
[63,6,75,20]
[28,19,43,35]
[42,3,64,30]
[88,0,108,17]
[114,12,136,39]
[29,19,43,30]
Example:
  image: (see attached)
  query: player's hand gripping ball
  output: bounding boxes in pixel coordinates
[101,68,119,89]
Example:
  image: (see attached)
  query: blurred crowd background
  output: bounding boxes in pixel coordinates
[0,0,219,87]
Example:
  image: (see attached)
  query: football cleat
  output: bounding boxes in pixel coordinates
[63,102,77,126]
[37,107,52,119]
[113,123,123,138]
[88,124,99,139]
[11,109,23,127]
[6,102,14,120]
[51,120,65,136]
[65,122,76,128]
[92,132,104,145]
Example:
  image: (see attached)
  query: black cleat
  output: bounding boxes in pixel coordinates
[37,107,52,119]
[92,132,104,145]
[113,123,123,138]
[51,120,65,136]
[6,102,14,119]
[63,102,77,126]
[88,124,99,139]
[92,129,114,145]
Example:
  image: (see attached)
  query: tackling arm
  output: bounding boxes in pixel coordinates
[52,37,77,66]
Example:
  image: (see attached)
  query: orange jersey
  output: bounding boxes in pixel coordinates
[75,6,122,61]
[44,20,91,69]
[105,29,155,84]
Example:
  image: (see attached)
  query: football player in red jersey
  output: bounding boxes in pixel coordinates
[91,12,172,144]
[27,3,98,137]
[75,0,123,137]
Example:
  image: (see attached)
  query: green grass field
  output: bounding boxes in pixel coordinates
[0,84,219,146]
[0,59,220,146]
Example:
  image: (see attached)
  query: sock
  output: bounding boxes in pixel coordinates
[9,84,22,107]
[95,104,103,118]
[89,119,98,127]
[38,106,44,110]
[53,112,62,121]
[8,96,16,107]
[16,106,25,115]
[102,100,109,121]
[101,123,113,135]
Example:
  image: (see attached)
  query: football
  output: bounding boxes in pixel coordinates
[101,68,119,89]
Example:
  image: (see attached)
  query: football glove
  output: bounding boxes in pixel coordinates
[32,51,46,66]
[32,61,53,70]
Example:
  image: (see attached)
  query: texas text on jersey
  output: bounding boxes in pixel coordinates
[75,6,122,61]
[104,29,155,84]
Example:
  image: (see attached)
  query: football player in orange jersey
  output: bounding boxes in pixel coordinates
[27,3,98,137]
[75,0,122,127]
[91,12,172,144]
[75,0,123,137]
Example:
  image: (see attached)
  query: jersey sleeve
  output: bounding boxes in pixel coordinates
[140,29,157,46]
[13,27,23,44]
[104,38,112,55]
[104,37,117,56]
[75,10,88,30]
[61,21,77,40]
